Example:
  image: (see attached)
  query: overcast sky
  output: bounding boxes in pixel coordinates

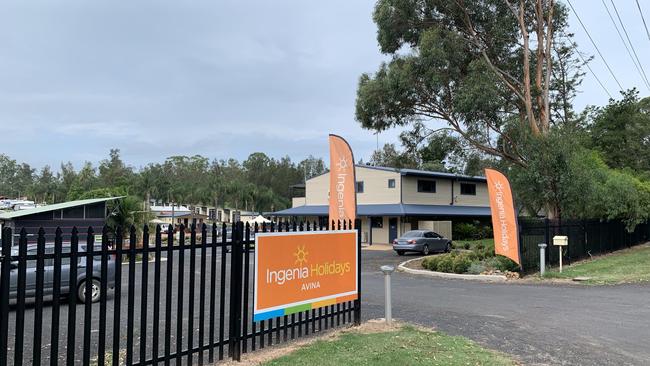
[0,0,648,170]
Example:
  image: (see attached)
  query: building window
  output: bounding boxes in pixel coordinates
[62,206,84,219]
[370,217,383,228]
[460,183,476,195]
[417,180,436,193]
[356,181,364,193]
[85,203,106,219]
[388,179,396,188]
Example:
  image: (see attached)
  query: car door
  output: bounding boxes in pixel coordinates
[422,232,433,249]
[24,249,39,296]
[431,232,445,251]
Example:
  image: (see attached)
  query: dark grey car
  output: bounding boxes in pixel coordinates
[6,244,117,303]
[392,230,452,256]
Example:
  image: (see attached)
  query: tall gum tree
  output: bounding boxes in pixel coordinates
[356,0,579,168]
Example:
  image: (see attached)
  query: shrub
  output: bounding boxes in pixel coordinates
[421,256,439,271]
[463,242,471,250]
[467,262,486,275]
[436,255,455,273]
[481,255,520,272]
[453,222,494,240]
[495,255,520,272]
[423,251,480,274]
[453,222,477,240]
[452,255,473,274]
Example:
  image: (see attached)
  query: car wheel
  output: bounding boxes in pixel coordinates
[445,242,452,253]
[396,250,405,256]
[422,245,430,256]
[77,279,101,303]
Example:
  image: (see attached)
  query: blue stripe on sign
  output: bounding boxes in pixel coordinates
[253,309,284,322]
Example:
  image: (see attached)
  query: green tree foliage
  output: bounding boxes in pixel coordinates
[0,150,326,214]
[369,122,497,174]
[369,143,419,169]
[587,89,650,174]
[356,0,581,167]
[509,130,650,229]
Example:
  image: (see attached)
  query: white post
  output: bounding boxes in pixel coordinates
[559,246,563,273]
[380,265,395,324]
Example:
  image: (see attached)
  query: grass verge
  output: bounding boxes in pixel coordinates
[262,324,516,366]
[542,243,650,284]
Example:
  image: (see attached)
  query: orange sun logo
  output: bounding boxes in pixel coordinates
[293,245,308,266]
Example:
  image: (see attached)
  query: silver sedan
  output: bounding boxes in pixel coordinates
[392,230,452,256]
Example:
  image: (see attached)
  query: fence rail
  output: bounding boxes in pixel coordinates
[0,219,361,365]
[519,219,650,273]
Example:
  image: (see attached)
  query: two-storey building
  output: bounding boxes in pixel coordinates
[272,165,491,244]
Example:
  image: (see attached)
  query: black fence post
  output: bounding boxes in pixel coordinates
[34,228,46,366]
[354,218,362,326]
[15,229,27,366]
[229,222,243,361]
[0,228,11,366]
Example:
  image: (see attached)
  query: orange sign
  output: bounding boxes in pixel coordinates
[254,231,358,322]
[329,134,357,225]
[485,168,521,265]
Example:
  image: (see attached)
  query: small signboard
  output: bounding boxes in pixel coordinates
[553,235,568,246]
[253,230,358,322]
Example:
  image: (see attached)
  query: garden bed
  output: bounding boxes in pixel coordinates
[419,239,520,279]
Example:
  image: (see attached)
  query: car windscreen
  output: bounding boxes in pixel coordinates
[401,231,422,238]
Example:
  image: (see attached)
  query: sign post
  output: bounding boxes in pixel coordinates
[553,235,568,272]
[253,230,358,322]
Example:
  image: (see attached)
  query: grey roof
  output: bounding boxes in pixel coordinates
[0,197,121,220]
[305,164,486,182]
[272,204,490,217]
[397,168,486,182]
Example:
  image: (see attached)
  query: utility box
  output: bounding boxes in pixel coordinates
[553,235,568,246]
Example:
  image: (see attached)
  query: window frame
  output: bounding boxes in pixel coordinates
[417,179,436,193]
[460,182,477,196]
[388,179,396,188]
[356,181,364,193]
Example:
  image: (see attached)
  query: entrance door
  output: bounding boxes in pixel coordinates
[388,218,398,243]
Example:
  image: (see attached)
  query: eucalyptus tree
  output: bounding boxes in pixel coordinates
[356,0,582,167]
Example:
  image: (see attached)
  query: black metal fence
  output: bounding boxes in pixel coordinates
[0,220,361,365]
[519,219,650,273]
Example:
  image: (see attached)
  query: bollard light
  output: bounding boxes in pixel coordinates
[380,265,395,325]
[538,243,547,277]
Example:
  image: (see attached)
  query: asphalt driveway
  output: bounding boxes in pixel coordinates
[361,248,650,366]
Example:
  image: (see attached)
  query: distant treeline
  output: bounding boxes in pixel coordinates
[0,150,327,212]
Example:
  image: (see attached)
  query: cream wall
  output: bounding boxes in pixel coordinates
[292,197,306,207]
[371,216,389,244]
[305,167,401,206]
[305,173,329,205]
[355,168,401,204]
[401,176,453,205]
[452,181,489,206]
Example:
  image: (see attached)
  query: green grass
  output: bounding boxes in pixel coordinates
[542,244,650,285]
[263,325,516,366]
[453,238,494,251]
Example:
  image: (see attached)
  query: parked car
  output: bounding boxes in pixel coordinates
[5,244,117,303]
[392,230,452,256]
